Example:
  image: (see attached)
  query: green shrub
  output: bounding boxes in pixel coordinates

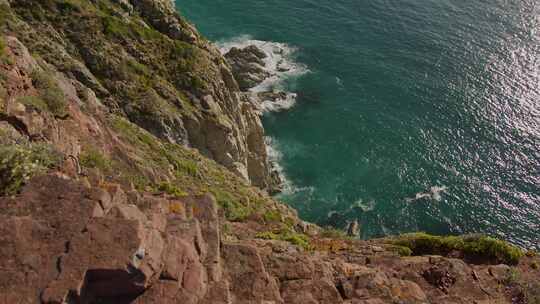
[0,143,62,195]
[320,227,348,239]
[102,16,130,38]
[30,69,68,118]
[0,35,12,65]
[16,96,48,112]
[256,228,312,251]
[263,210,281,223]
[79,149,111,171]
[212,189,250,222]
[389,233,524,265]
[157,182,187,198]
[388,245,413,257]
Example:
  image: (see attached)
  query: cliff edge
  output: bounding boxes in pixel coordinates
[0,1,539,303]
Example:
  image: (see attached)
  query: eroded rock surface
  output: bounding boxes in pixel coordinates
[1,175,540,303]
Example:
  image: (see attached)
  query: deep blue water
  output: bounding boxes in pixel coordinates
[178,0,540,249]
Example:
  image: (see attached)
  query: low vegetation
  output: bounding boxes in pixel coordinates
[0,35,11,65]
[157,182,188,198]
[109,115,272,221]
[79,148,112,171]
[0,142,62,195]
[29,69,68,118]
[319,227,349,239]
[389,232,524,265]
[256,228,312,251]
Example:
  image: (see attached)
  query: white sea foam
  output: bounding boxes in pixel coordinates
[217,35,309,112]
[265,136,315,196]
[350,198,376,212]
[406,186,448,203]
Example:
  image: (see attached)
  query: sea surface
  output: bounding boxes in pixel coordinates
[178,0,540,249]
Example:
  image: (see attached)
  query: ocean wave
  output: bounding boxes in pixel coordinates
[217,35,309,112]
[405,186,448,203]
[265,136,314,196]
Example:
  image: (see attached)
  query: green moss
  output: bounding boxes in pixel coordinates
[256,228,312,251]
[389,233,524,265]
[30,69,68,118]
[0,143,62,196]
[79,148,111,171]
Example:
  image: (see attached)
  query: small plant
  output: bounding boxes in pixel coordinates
[16,96,48,112]
[255,228,312,251]
[320,227,349,239]
[0,35,13,65]
[0,143,62,195]
[221,222,232,236]
[388,245,413,257]
[79,148,111,171]
[158,182,187,198]
[212,189,251,222]
[263,210,281,223]
[502,268,521,285]
[531,262,539,270]
[30,69,68,118]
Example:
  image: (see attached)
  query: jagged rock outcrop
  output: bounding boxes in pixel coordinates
[224,45,269,91]
[2,176,539,304]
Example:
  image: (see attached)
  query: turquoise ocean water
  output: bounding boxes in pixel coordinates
[178,0,540,248]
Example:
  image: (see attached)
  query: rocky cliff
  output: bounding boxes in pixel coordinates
[0,1,539,304]
[0,0,274,190]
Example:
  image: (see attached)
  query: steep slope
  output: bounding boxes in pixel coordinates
[1,0,273,189]
[0,1,539,304]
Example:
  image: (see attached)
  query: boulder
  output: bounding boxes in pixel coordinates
[41,218,154,303]
[222,243,283,303]
[281,279,344,304]
[225,45,270,91]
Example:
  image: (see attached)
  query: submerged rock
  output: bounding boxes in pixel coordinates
[225,45,270,91]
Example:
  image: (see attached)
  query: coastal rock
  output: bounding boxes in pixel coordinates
[1,2,539,304]
[225,45,270,91]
